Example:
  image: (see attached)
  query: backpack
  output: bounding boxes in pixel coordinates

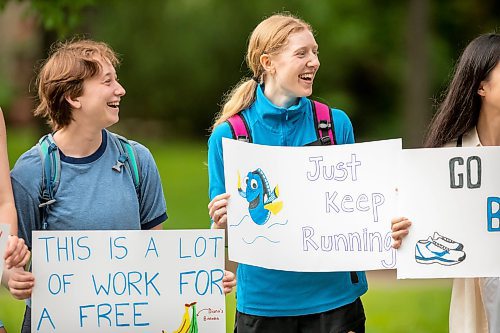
[36,131,141,230]
[225,99,361,284]
[226,100,336,145]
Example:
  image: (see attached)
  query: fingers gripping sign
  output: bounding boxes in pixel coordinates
[208,193,231,229]
[4,235,30,269]
[391,217,412,249]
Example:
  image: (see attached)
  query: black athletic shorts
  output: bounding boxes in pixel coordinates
[21,305,31,333]
[234,297,365,333]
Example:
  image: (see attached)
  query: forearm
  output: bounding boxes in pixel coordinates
[0,201,18,235]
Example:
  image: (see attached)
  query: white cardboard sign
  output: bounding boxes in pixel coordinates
[397,146,500,278]
[31,229,226,332]
[223,138,401,272]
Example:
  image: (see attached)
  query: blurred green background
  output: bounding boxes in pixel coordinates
[0,0,498,146]
[0,0,498,331]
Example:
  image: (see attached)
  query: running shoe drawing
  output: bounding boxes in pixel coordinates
[415,236,466,266]
[433,232,463,251]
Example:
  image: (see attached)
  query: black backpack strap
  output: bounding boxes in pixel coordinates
[227,113,252,143]
[456,135,463,147]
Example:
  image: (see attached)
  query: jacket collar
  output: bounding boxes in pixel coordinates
[251,84,309,131]
[445,127,482,147]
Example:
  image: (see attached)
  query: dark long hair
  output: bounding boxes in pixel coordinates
[424,33,500,148]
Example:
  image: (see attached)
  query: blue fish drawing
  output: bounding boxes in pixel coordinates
[238,168,283,225]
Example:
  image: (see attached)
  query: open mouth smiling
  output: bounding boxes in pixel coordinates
[249,194,260,209]
[299,73,314,81]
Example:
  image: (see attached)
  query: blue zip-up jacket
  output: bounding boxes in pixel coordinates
[208,85,368,316]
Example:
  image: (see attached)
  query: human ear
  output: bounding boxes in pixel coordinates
[478,80,489,97]
[65,95,81,109]
[260,54,275,75]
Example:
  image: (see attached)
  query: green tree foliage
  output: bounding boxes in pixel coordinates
[85,0,499,141]
[0,0,96,37]
[1,0,499,141]
[88,0,411,140]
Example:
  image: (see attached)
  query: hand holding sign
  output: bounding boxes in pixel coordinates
[4,235,30,269]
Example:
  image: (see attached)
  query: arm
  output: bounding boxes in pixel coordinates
[133,142,167,230]
[207,124,233,229]
[0,110,17,234]
[207,125,239,275]
[332,108,355,145]
[0,109,30,268]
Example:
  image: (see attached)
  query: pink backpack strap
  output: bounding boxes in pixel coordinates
[312,100,336,145]
[227,113,252,143]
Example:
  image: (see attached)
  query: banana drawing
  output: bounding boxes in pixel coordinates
[187,302,198,333]
[165,302,198,333]
[172,303,191,333]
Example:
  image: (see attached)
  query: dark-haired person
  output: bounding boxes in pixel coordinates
[392,33,500,333]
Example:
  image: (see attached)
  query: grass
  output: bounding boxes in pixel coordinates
[0,278,452,332]
[0,129,451,332]
[361,276,451,333]
[363,287,450,333]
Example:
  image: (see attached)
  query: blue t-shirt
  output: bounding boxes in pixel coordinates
[11,129,167,249]
[0,319,3,328]
[208,85,368,316]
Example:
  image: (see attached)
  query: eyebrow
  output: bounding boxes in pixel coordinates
[293,45,318,53]
[101,71,117,79]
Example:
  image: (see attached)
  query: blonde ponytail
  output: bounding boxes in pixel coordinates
[212,78,258,130]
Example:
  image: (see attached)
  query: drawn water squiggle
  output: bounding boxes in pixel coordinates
[242,235,280,244]
[267,219,288,229]
[230,214,250,227]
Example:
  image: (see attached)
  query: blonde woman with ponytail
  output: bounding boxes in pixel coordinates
[207,13,366,333]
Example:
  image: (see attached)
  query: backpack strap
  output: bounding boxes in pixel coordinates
[227,113,252,143]
[36,134,60,230]
[36,132,142,230]
[456,135,463,147]
[311,100,336,145]
[226,103,335,145]
[110,132,141,194]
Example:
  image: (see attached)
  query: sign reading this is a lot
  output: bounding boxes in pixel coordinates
[31,229,226,332]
